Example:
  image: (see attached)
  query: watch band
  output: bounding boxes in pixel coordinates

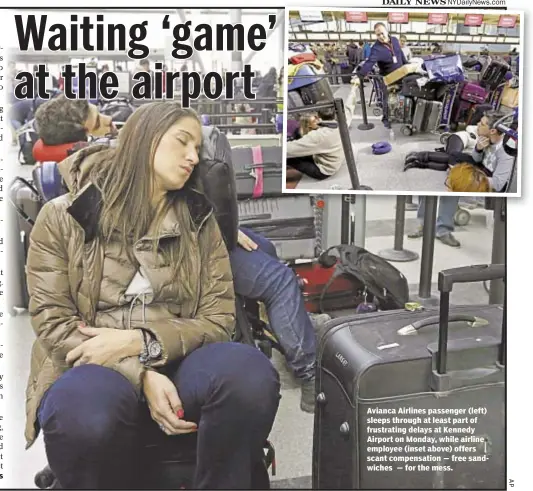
[139,329,150,363]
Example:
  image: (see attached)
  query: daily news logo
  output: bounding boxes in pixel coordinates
[382,0,452,4]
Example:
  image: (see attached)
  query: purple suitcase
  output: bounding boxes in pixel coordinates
[460,82,487,104]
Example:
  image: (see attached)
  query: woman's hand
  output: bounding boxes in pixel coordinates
[143,370,198,435]
[238,230,258,252]
[65,327,143,367]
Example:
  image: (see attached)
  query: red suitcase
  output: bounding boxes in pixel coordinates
[289,53,317,65]
[292,261,362,313]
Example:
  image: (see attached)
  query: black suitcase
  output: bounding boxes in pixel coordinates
[313,264,505,490]
[238,195,317,261]
[480,61,510,91]
[232,146,283,199]
[8,177,43,312]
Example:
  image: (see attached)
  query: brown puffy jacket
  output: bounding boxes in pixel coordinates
[24,145,236,447]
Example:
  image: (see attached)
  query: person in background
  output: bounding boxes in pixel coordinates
[357,23,407,128]
[324,45,341,85]
[358,23,407,78]
[35,95,116,146]
[346,40,362,74]
[286,79,359,181]
[400,35,412,62]
[445,163,491,193]
[408,196,462,248]
[430,43,443,55]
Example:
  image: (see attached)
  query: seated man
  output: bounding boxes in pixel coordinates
[286,81,358,181]
[34,97,326,413]
[404,110,516,192]
[356,23,407,128]
[35,94,117,146]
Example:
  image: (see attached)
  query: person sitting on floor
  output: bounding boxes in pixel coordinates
[286,81,358,182]
[445,163,491,193]
[404,111,516,192]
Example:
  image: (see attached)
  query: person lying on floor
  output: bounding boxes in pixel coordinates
[404,110,515,192]
[34,95,328,414]
[286,81,358,182]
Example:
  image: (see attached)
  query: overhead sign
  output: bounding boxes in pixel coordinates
[498,15,517,28]
[345,11,368,23]
[428,13,449,25]
[299,10,324,22]
[464,14,484,27]
[388,12,409,24]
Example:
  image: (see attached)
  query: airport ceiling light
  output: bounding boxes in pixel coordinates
[481,36,497,43]
[506,37,520,44]
[431,35,447,41]
[455,35,472,42]
[294,33,308,40]
[406,34,419,41]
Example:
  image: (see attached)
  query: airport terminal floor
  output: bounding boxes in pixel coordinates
[8,145,501,488]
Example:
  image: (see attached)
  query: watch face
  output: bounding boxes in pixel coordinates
[148,341,162,359]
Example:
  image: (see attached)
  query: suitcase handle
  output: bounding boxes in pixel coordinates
[397,314,485,335]
[437,264,505,375]
[244,162,279,171]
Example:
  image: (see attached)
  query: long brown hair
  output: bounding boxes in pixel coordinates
[91,102,213,297]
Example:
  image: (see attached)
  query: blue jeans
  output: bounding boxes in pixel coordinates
[38,343,281,489]
[417,196,460,237]
[230,228,317,381]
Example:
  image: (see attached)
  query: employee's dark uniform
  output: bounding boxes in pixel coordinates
[357,36,408,125]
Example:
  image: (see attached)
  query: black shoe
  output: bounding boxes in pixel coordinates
[437,233,461,248]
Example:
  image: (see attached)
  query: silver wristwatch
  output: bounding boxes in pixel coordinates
[139,329,162,363]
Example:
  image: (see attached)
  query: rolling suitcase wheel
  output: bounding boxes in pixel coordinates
[34,466,56,489]
[373,107,382,117]
[401,125,413,136]
[454,208,471,226]
[440,132,452,145]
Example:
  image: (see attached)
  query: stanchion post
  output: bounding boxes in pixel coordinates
[354,195,366,248]
[418,196,438,299]
[489,198,506,304]
[357,75,375,131]
[334,98,364,191]
[379,196,419,262]
[341,195,350,244]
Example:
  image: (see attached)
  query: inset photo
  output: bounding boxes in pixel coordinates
[284,9,522,196]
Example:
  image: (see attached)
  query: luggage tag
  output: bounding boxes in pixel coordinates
[356,288,377,314]
[251,146,264,198]
[405,302,424,312]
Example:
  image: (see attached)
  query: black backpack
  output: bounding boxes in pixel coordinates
[318,244,410,312]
